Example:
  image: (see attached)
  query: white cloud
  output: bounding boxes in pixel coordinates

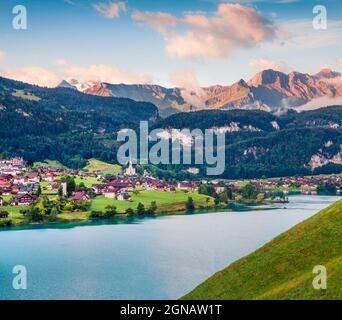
[0,67,62,87]
[0,60,152,87]
[249,58,289,72]
[296,96,342,112]
[170,69,207,107]
[338,59,342,69]
[132,3,277,61]
[0,51,7,61]
[273,19,342,50]
[132,11,178,33]
[93,1,126,19]
[59,60,152,84]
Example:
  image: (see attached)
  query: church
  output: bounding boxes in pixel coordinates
[124,160,136,176]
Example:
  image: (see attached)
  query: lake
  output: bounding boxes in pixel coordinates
[0,195,339,300]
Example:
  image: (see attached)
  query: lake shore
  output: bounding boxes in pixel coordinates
[0,196,288,229]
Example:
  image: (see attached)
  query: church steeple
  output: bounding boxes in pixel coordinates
[124,157,136,176]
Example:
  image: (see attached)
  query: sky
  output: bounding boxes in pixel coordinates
[0,0,341,88]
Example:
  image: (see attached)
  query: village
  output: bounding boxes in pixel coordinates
[0,157,341,224]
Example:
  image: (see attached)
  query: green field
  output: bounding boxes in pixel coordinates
[12,89,41,101]
[1,205,26,225]
[2,190,213,226]
[34,160,67,169]
[183,199,342,300]
[91,190,213,213]
[82,159,122,175]
[74,176,101,188]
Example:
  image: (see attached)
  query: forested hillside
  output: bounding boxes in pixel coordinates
[154,107,342,178]
[0,77,158,167]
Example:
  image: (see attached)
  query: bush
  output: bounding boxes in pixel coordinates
[89,207,117,219]
[23,207,43,223]
[105,205,117,217]
[125,208,135,215]
[0,219,12,227]
[241,183,262,200]
[89,211,104,219]
[44,206,59,223]
[186,197,195,211]
[148,201,157,214]
[137,203,145,215]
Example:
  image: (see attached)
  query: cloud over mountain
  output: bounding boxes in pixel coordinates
[56,60,151,84]
[249,58,289,73]
[0,60,152,88]
[170,69,207,107]
[0,66,62,87]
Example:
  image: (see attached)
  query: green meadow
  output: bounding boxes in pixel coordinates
[91,190,213,213]
[33,160,67,169]
[82,159,122,175]
[183,199,342,300]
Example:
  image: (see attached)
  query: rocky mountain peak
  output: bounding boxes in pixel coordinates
[315,68,341,80]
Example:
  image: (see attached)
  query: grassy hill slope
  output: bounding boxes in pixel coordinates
[82,159,122,175]
[183,199,342,300]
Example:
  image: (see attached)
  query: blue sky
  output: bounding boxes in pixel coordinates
[0,0,341,87]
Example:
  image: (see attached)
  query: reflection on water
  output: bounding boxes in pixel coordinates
[0,195,340,300]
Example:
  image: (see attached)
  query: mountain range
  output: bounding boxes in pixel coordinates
[1,74,342,178]
[59,68,342,117]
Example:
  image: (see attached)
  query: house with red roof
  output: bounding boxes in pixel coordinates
[73,191,90,202]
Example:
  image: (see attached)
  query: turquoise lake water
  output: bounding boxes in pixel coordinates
[0,195,339,300]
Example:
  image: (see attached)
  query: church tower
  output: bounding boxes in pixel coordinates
[124,159,136,176]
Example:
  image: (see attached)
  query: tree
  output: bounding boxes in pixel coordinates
[235,195,243,202]
[198,184,215,197]
[36,185,42,197]
[35,195,49,215]
[147,201,157,215]
[64,176,76,197]
[218,192,228,204]
[45,206,59,222]
[125,208,135,215]
[89,211,104,219]
[105,205,117,217]
[137,202,145,215]
[241,183,261,200]
[225,187,233,200]
[317,183,337,194]
[75,200,90,212]
[256,193,266,203]
[23,207,43,223]
[186,197,195,211]
[132,189,140,196]
[57,185,63,198]
[78,182,86,189]
[64,201,74,211]
[214,197,220,206]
